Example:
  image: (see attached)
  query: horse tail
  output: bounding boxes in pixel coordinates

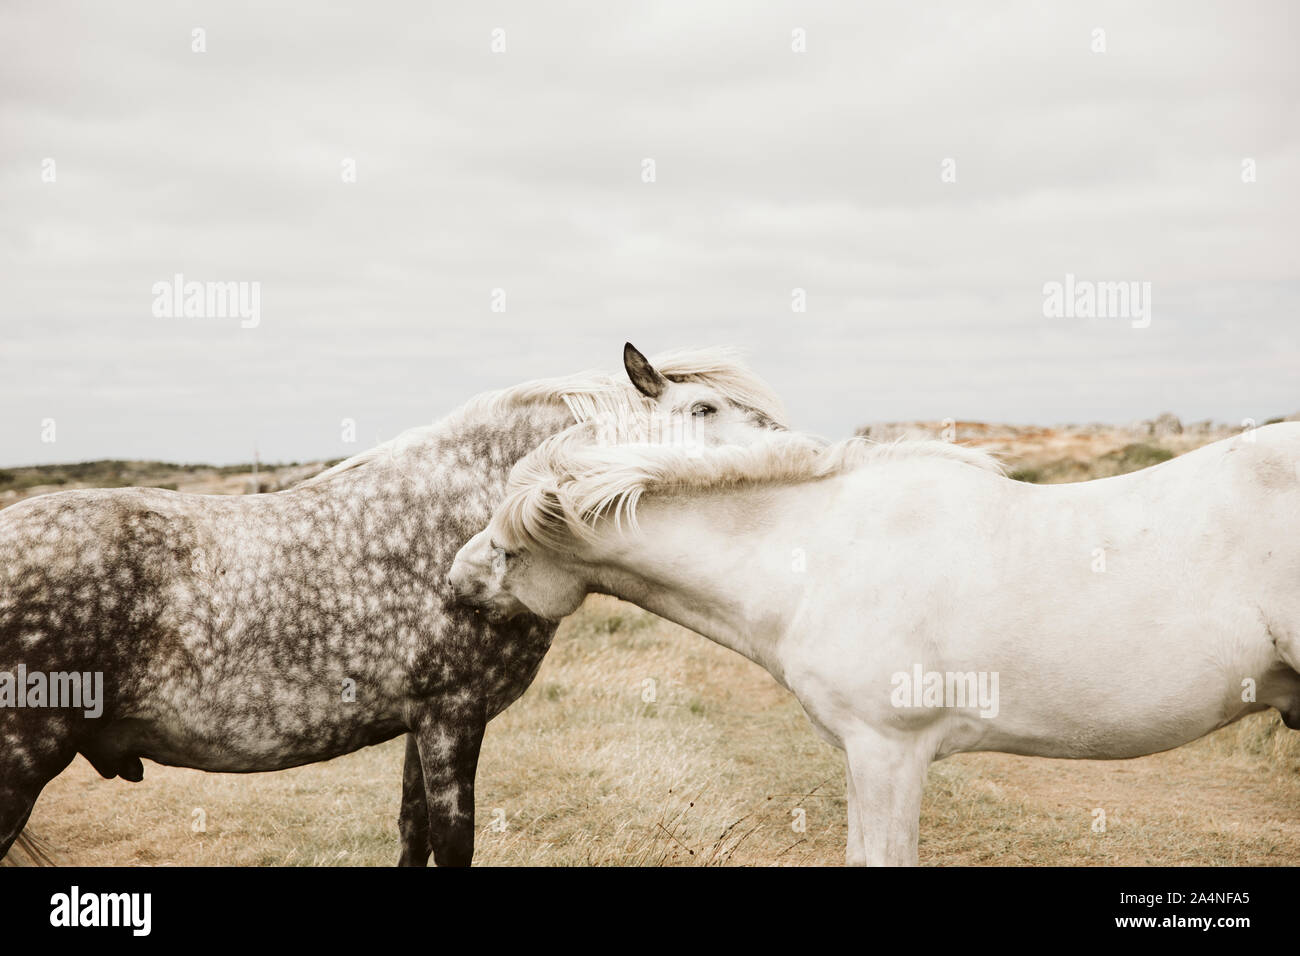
[1,828,59,866]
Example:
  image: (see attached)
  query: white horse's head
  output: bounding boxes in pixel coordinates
[449,526,588,621]
[448,342,786,619]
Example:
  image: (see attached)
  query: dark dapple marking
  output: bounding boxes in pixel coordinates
[0,345,778,865]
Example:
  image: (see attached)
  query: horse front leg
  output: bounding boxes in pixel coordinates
[397,734,431,866]
[843,729,932,866]
[844,761,862,855]
[410,704,487,867]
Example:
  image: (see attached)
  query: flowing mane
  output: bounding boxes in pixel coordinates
[494,430,1004,550]
[304,347,785,486]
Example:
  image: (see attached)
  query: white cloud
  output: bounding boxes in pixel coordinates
[1,0,1296,464]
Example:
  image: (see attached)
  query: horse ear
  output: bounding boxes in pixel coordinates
[623,342,669,399]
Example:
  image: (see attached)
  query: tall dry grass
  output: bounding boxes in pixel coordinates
[23,596,1300,866]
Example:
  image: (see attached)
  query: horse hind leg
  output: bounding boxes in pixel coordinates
[1263,615,1300,729]
[3,828,58,866]
[0,723,76,861]
[0,794,38,862]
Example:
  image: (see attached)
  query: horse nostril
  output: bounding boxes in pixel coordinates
[447,570,483,601]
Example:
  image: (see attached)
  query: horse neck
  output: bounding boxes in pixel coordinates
[446,400,579,480]
[315,398,577,526]
[580,484,803,678]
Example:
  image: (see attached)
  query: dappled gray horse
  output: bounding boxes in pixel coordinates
[0,344,785,865]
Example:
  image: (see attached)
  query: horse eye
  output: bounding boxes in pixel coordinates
[690,402,717,418]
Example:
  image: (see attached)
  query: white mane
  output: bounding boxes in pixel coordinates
[303,347,787,486]
[494,430,1004,550]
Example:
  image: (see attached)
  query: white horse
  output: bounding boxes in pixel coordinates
[450,418,1300,865]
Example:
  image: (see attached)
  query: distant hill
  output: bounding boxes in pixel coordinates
[3,411,1296,508]
[0,458,340,508]
[857,412,1299,483]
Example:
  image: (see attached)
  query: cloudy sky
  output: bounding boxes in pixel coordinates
[2,0,1296,466]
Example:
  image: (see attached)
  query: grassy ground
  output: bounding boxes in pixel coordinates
[25,596,1300,867]
[13,430,1300,866]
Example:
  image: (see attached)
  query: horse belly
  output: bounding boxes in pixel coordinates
[88,689,407,774]
[938,614,1289,760]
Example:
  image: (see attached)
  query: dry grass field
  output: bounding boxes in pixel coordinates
[22,594,1300,867]
[11,413,1300,865]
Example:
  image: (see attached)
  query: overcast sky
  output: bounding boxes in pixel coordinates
[2,0,1297,466]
